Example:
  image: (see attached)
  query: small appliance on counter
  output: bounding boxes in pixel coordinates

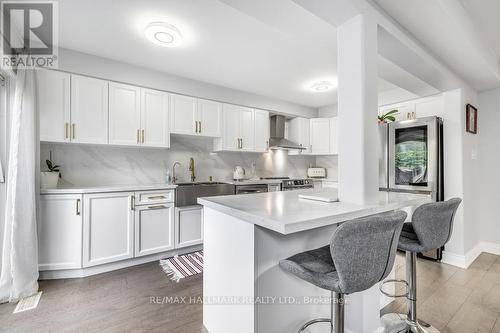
[307,167,327,179]
[233,166,245,181]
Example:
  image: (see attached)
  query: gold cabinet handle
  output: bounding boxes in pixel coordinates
[76,199,81,216]
[147,205,167,210]
[198,121,201,134]
[240,138,243,149]
[148,195,166,200]
[130,195,135,211]
[137,129,140,144]
[71,124,75,139]
[65,123,69,139]
[195,121,198,133]
[141,129,145,143]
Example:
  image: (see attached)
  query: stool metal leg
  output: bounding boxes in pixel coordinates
[381,252,440,333]
[298,291,345,333]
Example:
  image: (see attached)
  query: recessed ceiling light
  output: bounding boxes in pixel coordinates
[310,81,335,93]
[144,22,183,47]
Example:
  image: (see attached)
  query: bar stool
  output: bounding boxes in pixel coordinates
[381,198,462,333]
[279,210,407,333]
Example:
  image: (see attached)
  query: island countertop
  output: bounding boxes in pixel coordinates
[198,189,431,234]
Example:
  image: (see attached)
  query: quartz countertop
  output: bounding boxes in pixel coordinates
[40,183,177,195]
[198,189,431,234]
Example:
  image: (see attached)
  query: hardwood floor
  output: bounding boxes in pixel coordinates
[382,252,500,333]
[1,253,499,333]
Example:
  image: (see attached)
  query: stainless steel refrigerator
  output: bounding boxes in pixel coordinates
[379,116,444,259]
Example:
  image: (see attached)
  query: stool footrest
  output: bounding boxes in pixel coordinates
[380,279,409,298]
[298,318,332,333]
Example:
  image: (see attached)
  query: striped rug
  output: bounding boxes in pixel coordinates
[159,251,203,282]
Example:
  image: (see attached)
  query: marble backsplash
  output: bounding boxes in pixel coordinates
[40,136,319,186]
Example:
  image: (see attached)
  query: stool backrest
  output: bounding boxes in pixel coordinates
[411,198,462,251]
[330,211,407,294]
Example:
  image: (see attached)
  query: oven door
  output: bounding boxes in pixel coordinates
[389,117,438,193]
[235,184,268,195]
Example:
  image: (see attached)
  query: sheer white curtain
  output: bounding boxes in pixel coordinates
[0,67,39,303]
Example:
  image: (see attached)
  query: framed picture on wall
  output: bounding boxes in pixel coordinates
[466,104,477,134]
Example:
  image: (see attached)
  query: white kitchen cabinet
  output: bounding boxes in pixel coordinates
[197,99,222,137]
[109,82,141,146]
[71,75,109,144]
[215,104,256,152]
[141,88,170,147]
[135,203,175,257]
[170,94,197,135]
[38,69,71,143]
[83,192,134,267]
[310,118,331,155]
[175,206,203,248]
[38,194,83,270]
[254,109,270,152]
[287,117,311,154]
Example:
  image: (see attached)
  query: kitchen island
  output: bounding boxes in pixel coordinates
[198,190,430,333]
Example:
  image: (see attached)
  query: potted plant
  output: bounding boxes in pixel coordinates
[378,109,398,124]
[40,157,61,189]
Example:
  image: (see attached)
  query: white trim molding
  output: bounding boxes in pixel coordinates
[442,241,500,269]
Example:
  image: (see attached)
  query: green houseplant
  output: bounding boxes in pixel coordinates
[40,154,61,189]
[378,109,398,124]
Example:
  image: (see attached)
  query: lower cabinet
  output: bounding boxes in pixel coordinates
[38,194,83,270]
[135,203,175,257]
[175,206,204,248]
[83,192,135,267]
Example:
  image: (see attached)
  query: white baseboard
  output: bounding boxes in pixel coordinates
[442,241,500,269]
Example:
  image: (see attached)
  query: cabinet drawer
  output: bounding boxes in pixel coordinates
[136,190,174,205]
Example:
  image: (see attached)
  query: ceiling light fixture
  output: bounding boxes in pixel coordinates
[309,81,335,93]
[144,22,183,47]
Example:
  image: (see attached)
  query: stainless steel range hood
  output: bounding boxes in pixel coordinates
[269,115,306,150]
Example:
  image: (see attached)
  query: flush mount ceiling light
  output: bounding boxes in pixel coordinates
[309,81,335,93]
[144,22,183,47]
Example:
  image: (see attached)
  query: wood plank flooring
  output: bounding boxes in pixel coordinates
[0,253,499,332]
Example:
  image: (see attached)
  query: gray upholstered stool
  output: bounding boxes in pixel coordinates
[381,198,462,333]
[279,211,407,333]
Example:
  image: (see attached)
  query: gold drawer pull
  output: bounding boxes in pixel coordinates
[147,195,167,200]
[147,205,166,210]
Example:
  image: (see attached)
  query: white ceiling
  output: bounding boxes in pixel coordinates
[373,0,500,91]
[57,0,340,108]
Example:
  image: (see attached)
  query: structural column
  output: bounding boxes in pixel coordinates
[337,14,379,205]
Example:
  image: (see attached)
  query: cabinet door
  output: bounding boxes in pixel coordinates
[141,88,170,148]
[38,194,82,270]
[329,117,338,155]
[175,206,203,248]
[287,117,311,154]
[221,104,241,150]
[135,203,174,257]
[83,192,134,267]
[170,94,197,135]
[109,82,141,146]
[71,75,109,144]
[254,109,269,152]
[239,107,255,151]
[197,99,221,137]
[37,70,70,143]
[310,118,331,155]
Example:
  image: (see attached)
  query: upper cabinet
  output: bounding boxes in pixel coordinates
[38,70,71,143]
[109,84,169,148]
[287,117,338,155]
[215,104,259,152]
[254,109,270,152]
[170,94,222,137]
[38,70,108,144]
[71,75,109,144]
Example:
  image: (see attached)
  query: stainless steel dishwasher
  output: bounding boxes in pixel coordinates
[235,184,269,195]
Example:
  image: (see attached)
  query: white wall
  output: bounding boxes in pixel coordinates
[58,48,317,119]
[477,88,500,248]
